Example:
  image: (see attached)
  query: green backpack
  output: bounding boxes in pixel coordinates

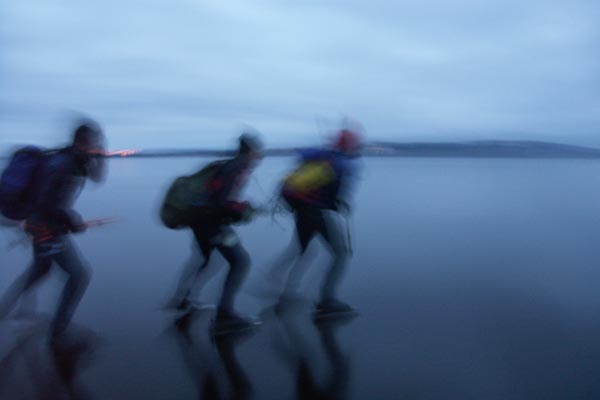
[160,161,225,229]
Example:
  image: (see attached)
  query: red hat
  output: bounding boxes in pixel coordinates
[334,129,361,153]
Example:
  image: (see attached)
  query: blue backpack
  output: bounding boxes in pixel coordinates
[0,146,47,221]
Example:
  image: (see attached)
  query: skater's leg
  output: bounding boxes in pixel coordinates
[0,248,52,319]
[169,236,212,309]
[281,211,317,296]
[215,229,250,313]
[51,238,91,337]
[316,213,350,304]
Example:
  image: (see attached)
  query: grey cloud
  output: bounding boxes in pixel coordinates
[1,0,599,150]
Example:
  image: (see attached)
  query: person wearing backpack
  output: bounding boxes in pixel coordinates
[164,133,263,332]
[269,128,362,316]
[0,120,107,341]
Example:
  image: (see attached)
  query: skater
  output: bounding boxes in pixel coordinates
[163,133,263,333]
[269,127,362,316]
[0,120,107,341]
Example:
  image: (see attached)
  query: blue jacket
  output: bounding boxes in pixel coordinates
[29,148,89,234]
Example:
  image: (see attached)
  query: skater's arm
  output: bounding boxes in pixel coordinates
[206,160,253,221]
[37,154,85,232]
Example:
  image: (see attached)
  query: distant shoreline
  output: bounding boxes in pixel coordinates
[108,153,600,160]
[107,140,600,159]
[3,140,600,160]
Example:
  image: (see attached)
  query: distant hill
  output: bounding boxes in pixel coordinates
[363,140,600,158]
[3,140,600,161]
[109,140,600,159]
[117,147,295,158]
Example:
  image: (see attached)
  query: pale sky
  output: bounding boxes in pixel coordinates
[1,0,599,150]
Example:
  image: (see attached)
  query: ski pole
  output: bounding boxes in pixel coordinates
[81,217,120,228]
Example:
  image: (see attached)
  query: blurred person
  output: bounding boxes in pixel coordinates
[268,127,362,316]
[162,133,263,333]
[0,120,107,341]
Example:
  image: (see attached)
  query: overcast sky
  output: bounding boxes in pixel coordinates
[1,0,599,150]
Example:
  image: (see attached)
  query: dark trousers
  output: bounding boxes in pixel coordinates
[173,224,250,313]
[283,199,349,302]
[0,236,91,336]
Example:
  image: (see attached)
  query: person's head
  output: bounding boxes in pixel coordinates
[237,132,264,166]
[72,120,105,154]
[72,119,107,182]
[333,128,362,156]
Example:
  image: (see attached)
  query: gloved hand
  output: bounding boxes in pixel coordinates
[66,211,87,233]
[240,205,256,223]
[223,201,255,224]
